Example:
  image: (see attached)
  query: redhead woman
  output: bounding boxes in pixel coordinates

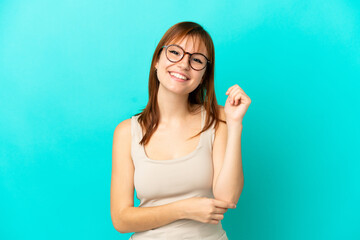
[111,21,251,240]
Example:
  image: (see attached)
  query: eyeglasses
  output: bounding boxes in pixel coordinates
[161,44,211,71]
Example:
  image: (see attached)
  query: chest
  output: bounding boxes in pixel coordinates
[143,121,202,161]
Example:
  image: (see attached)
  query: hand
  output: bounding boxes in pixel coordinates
[225,84,251,126]
[180,197,236,224]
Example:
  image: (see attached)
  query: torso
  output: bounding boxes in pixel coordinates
[141,104,203,161]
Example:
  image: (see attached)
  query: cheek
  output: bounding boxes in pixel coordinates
[160,60,172,70]
[197,71,206,80]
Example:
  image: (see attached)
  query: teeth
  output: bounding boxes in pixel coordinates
[170,72,187,80]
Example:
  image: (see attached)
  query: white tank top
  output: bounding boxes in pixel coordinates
[129,105,229,240]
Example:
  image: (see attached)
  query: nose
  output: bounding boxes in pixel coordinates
[177,53,191,70]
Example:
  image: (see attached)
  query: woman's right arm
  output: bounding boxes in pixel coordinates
[110,119,186,233]
[115,202,186,233]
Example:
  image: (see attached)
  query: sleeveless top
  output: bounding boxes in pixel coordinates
[129,105,229,240]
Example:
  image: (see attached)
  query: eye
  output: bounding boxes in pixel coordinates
[192,58,203,64]
[169,50,180,56]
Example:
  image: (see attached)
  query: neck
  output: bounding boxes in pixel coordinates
[156,85,197,126]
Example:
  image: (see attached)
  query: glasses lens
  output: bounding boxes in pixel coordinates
[190,54,207,70]
[166,45,207,70]
[167,45,183,62]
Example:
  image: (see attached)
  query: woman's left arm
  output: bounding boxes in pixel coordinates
[212,84,251,206]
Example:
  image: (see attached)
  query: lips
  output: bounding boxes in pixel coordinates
[168,71,190,80]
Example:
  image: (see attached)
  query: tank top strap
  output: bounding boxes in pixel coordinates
[201,105,205,126]
[131,115,141,142]
[130,115,144,162]
[201,105,216,149]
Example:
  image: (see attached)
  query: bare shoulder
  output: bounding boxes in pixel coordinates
[112,117,133,175]
[114,118,132,139]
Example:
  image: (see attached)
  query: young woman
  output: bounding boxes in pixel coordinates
[111,21,251,240]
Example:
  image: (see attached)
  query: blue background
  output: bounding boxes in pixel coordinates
[1,0,359,239]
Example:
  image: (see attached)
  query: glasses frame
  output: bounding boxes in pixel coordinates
[161,44,211,71]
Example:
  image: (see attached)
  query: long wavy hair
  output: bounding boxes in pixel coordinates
[134,21,226,146]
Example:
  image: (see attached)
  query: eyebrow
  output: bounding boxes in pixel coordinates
[175,44,207,56]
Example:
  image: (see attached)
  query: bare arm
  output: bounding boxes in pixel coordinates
[116,201,186,233]
[110,119,187,233]
[212,105,244,205]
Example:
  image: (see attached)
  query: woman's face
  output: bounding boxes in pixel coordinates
[155,36,208,95]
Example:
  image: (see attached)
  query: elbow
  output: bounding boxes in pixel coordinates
[233,180,245,205]
[113,224,125,234]
[213,191,237,206]
[111,210,129,233]
[232,177,245,203]
[112,217,129,234]
[213,182,244,206]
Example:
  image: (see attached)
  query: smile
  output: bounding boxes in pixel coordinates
[168,71,189,82]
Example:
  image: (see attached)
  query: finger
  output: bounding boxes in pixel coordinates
[209,220,219,225]
[237,96,242,105]
[212,213,225,221]
[229,89,242,104]
[230,88,241,98]
[235,93,251,105]
[225,85,235,94]
[234,95,241,105]
[234,92,244,105]
[227,89,239,104]
[213,199,236,208]
[232,87,247,100]
[228,97,236,105]
[214,207,228,214]
[227,86,238,97]
[236,86,246,94]
[225,85,236,95]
